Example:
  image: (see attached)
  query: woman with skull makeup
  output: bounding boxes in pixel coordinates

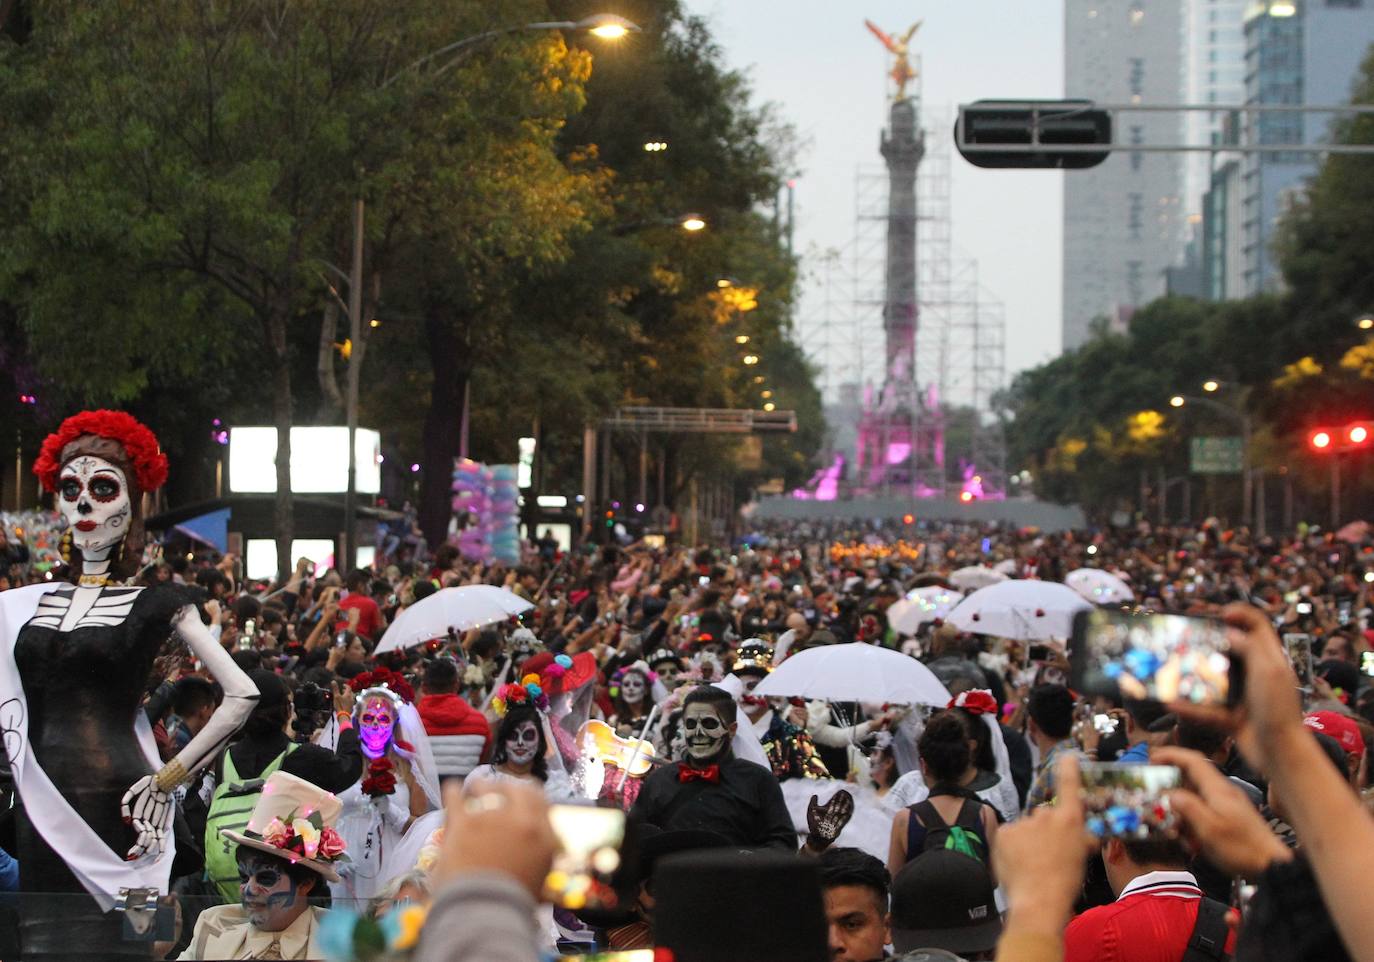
[2,411,258,960]
[465,701,575,801]
[329,680,445,903]
[607,664,656,740]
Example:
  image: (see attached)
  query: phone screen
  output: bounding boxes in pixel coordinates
[1080,762,1182,839]
[544,804,629,911]
[1071,609,1237,707]
[1283,633,1313,686]
[1362,651,1374,678]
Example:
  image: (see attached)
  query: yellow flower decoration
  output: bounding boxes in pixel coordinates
[521,673,541,687]
[291,818,321,859]
[392,905,428,951]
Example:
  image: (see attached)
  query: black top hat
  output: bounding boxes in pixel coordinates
[891,850,1002,956]
[647,647,684,670]
[653,851,829,962]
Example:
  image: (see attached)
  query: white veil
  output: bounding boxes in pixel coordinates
[395,701,442,810]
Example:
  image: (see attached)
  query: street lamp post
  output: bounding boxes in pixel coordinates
[340,13,640,569]
[1170,388,1252,527]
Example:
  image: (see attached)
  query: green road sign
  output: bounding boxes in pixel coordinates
[1190,436,1243,474]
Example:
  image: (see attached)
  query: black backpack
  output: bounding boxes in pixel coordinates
[1183,897,1231,962]
[909,795,990,864]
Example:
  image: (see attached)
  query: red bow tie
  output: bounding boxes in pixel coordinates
[677,763,721,784]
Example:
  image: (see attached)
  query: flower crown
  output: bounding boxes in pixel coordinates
[258,807,349,865]
[491,675,549,717]
[34,409,169,494]
[349,668,414,704]
[542,653,574,681]
[609,663,656,700]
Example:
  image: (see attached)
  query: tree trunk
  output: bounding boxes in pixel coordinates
[317,299,343,422]
[267,305,295,582]
[419,307,468,550]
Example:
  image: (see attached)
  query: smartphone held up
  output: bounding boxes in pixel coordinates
[1071,609,1241,708]
[1080,762,1182,840]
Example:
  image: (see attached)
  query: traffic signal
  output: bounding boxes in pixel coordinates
[1309,421,1374,452]
[955,100,1112,170]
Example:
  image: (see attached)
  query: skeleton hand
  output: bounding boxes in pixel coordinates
[120,774,172,861]
[806,789,855,851]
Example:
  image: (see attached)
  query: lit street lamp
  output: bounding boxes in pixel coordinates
[344,13,640,568]
[679,213,707,232]
[1357,314,1374,331]
[1169,390,1253,527]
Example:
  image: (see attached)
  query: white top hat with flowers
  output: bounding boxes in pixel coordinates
[220,771,349,881]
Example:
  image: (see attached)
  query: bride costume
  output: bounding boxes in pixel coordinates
[327,685,444,904]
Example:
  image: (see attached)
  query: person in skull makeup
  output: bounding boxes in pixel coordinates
[4,411,258,960]
[182,772,344,959]
[647,648,686,693]
[630,685,796,850]
[608,665,655,739]
[330,681,444,903]
[465,703,575,801]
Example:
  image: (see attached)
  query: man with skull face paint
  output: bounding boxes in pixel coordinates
[630,685,796,850]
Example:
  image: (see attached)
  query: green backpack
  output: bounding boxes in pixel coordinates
[204,744,297,903]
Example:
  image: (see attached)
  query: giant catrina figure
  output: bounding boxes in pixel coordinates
[0,411,257,960]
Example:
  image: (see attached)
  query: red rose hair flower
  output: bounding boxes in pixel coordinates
[33,410,169,494]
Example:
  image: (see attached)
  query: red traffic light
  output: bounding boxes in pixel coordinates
[1311,429,1333,451]
[1348,421,1374,446]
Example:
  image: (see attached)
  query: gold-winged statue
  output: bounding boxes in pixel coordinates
[864,19,922,101]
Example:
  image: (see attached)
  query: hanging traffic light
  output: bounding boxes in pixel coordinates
[1311,429,1334,451]
[1347,422,1374,447]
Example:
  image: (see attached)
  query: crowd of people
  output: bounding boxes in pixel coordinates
[8,447,1374,962]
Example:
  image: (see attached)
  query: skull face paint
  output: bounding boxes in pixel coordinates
[657,664,682,691]
[619,671,647,705]
[238,853,308,932]
[58,456,131,555]
[505,719,540,766]
[681,701,731,763]
[358,696,396,758]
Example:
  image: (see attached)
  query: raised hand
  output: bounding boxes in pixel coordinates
[805,789,855,852]
[120,774,172,861]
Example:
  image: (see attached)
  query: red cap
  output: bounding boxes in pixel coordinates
[1304,711,1365,756]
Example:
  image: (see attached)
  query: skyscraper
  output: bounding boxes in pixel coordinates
[1062,0,1188,351]
[1236,0,1374,296]
[1183,0,1248,216]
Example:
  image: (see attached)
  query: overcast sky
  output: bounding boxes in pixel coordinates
[681,0,1067,392]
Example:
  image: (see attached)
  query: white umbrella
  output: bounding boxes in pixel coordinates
[948,566,1008,591]
[947,579,1091,641]
[889,587,964,635]
[375,585,532,654]
[752,643,951,706]
[1065,568,1135,606]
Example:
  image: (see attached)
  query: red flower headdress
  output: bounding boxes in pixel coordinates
[34,410,168,494]
[948,689,999,716]
[348,668,414,705]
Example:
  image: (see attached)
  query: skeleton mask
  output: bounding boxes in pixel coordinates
[682,702,731,763]
[358,696,396,758]
[619,672,647,705]
[58,456,131,555]
[506,720,540,765]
